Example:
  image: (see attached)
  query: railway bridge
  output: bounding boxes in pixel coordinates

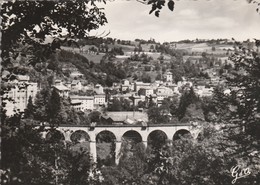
[42,123,201,164]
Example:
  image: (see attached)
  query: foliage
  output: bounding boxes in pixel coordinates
[1,110,103,185]
[147,105,171,124]
[23,96,35,119]
[88,110,101,123]
[47,89,64,125]
[144,0,175,17]
[177,87,200,120]
[107,98,133,111]
[210,41,260,182]
[1,0,107,80]
[101,142,148,185]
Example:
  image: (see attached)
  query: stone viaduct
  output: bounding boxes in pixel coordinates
[42,123,201,164]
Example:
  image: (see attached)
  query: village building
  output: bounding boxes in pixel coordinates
[61,63,78,72]
[71,80,82,91]
[194,85,214,97]
[70,95,95,111]
[138,87,154,97]
[52,80,70,98]
[129,95,143,106]
[121,79,132,92]
[70,71,84,78]
[165,71,173,82]
[94,84,104,94]
[94,94,106,106]
[134,81,151,92]
[3,75,38,116]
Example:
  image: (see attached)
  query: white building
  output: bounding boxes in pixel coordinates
[94,84,104,94]
[156,86,173,96]
[121,80,131,92]
[165,71,173,82]
[195,86,214,97]
[94,94,106,106]
[3,75,38,116]
[70,71,84,78]
[70,95,95,111]
[134,82,151,92]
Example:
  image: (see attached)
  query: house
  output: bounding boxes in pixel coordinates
[52,80,70,98]
[94,94,106,106]
[70,95,95,111]
[134,82,151,92]
[138,87,154,97]
[94,84,104,94]
[70,100,83,111]
[70,71,84,78]
[121,80,131,92]
[165,71,173,82]
[62,63,78,72]
[71,80,82,91]
[156,86,173,96]
[3,75,38,116]
[177,79,193,90]
[130,95,143,106]
[194,86,214,97]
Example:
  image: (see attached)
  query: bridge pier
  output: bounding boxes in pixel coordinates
[115,141,122,165]
[90,141,97,162]
[142,140,147,148]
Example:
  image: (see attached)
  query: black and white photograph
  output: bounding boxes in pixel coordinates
[1,0,260,185]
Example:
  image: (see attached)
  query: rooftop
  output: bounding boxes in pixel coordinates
[70,95,94,100]
[53,84,69,91]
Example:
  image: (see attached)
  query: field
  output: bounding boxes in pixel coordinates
[61,46,105,63]
[175,43,232,55]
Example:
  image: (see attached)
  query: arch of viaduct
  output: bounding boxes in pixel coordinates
[42,124,201,164]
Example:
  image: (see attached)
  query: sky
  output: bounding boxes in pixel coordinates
[91,0,260,42]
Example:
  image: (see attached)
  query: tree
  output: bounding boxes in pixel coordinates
[147,106,170,124]
[107,98,123,111]
[1,112,66,185]
[177,87,199,120]
[141,73,152,83]
[211,41,260,183]
[147,125,235,185]
[47,89,64,125]
[88,110,101,123]
[101,142,148,185]
[23,96,35,119]
[180,103,205,123]
[1,0,107,79]
[33,85,51,122]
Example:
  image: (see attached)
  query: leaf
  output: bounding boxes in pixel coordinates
[149,4,157,14]
[155,10,160,17]
[148,0,154,5]
[168,0,175,11]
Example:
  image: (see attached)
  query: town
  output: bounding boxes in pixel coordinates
[3,38,243,123]
[1,1,259,185]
